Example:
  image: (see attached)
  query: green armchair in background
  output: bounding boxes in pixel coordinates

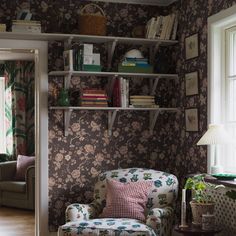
[0,161,35,210]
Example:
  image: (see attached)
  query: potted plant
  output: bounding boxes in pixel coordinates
[184,174,224,226]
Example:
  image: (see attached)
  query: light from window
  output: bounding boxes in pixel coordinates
[223,27,236,173]
[0,76,6,153]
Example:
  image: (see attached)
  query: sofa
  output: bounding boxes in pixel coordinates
[58,168,178,236]
[0,161,35,210]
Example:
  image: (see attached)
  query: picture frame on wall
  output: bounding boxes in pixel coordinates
[185,108,198,132]
[185,71,199,96]
[185,33,199,60]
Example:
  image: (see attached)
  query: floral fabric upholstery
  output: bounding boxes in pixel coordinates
[58,168,178,236]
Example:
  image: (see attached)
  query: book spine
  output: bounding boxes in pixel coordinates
[63,50,73,71]
[123,78,127,108]
[126,79,129,107]
[171,13,178,40]
[81,96,107,99]
[119,77,124,107]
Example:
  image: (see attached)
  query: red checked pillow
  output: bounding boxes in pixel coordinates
[15,155,35,181]
[100,179,153,221]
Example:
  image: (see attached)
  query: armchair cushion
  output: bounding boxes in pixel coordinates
[0,181,26,193]
[59,218,156,236]
[100,179,152,221]
[15,155,35,181]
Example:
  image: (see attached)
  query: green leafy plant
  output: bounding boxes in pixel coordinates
[184,174,224,203]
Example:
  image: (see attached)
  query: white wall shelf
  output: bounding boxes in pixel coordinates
[89,0,177,6]
[0,32,178,45]
[50,106,179,136]
[0,32,177,70]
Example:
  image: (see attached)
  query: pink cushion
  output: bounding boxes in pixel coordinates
[15,155,35,181]
[100,179,153,221]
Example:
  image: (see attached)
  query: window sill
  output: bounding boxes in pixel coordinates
[205,176,236,188]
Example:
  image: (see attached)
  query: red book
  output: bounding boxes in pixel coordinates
[81,96,108,100]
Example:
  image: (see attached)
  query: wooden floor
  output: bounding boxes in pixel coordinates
[0,206,35,236]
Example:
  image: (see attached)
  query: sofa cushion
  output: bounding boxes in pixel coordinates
[15,155,35,181]
[100,179,152,221]
[0,181,26,193]
[59,218,156,236]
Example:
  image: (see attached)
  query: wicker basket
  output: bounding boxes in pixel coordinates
[78,3,107,36]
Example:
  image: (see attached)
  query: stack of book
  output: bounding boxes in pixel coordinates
[118,57,153,74]
[81,89,108,107]
[145,12,178,40]
[63,44,101,72]
[113,77,129,107]
[129,95,159,108]
[0,24,6,32]
[11,20,41,33]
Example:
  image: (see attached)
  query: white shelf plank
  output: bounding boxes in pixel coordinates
[50,106,179,136]
[0,32,177,46]
[49,71,178,79]
[89,0,177,6]
[50,106,179,111]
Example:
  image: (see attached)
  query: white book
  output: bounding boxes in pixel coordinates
[63,50,73,71]
[163,15,172,40]
[165,13,175,40]
[150,18,158,39]
[155,16,163,39]
[147,17,156,39]
[119,77,125,107]
[154,16,161,38]
[171,12,178,40]
[159,15,168,39]
[145,18,152,38]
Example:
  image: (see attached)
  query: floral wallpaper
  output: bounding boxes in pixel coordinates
[47,2,181,230]
[1,0,236,232]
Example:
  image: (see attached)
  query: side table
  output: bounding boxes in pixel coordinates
[174,225,222,236]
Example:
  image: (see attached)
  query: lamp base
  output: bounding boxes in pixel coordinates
[211,165,223,174]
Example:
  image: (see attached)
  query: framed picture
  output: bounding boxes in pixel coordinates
[185,33,199,60]
[185,71,199,96]
[185,108,198,132]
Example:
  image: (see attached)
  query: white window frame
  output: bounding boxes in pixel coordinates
[208,5,236,174]
[0,76,6,154]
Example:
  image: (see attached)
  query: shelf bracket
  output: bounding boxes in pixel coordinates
[149,42,161,65]
[108,109,118,136]
[149,110,160,135]
[64,72,72,89]
[64,109,72,136]
[107,40,118,71]
[150,77,160,95]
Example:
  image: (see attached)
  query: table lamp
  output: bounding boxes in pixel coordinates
[197,124,233,174]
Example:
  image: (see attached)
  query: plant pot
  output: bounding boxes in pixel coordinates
[190,201,215,226]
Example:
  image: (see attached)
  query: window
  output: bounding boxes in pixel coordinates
[223,27,236,173]
[208,5,236,174]
[0,76,6,153]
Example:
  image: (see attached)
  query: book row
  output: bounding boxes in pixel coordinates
[146,12,178,40]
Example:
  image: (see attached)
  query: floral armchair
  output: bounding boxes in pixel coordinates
[58,168,178,236]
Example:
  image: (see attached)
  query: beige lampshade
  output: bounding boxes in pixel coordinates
[197,124,233,145]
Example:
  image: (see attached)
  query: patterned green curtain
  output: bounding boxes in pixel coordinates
[4,61,35,160]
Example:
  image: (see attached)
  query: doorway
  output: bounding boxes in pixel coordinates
[0,39,48,236]
[0,51,35,236]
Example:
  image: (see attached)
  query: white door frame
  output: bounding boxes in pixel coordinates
[0,39,49,236]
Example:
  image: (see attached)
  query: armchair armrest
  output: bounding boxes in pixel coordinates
[146,207,174,235]
[66,202,102,222]
[26,165,35,205]
[0,161,16,181]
